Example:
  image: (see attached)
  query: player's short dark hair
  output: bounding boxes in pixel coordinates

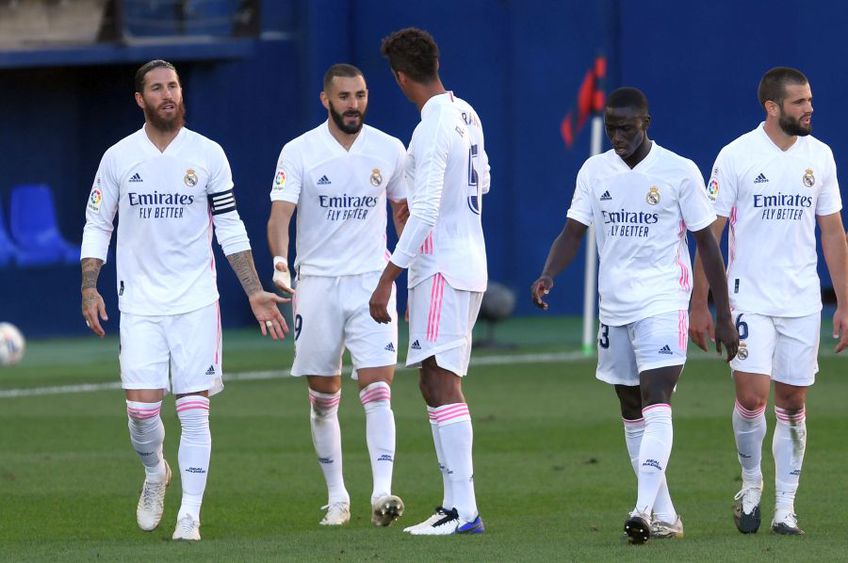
[758,67,808,107]
[323,63,364,92]
[380,27,439,84]
[134,59,179,93]
[606,87,649,114]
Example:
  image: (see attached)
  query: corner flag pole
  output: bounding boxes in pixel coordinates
[559,55,607,356]
[581,115,603,355]
[580,55,606,356]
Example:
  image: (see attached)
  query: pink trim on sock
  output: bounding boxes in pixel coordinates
[309,390,341,408]
[127,406,161,419]
[775,406,805,424]
[734,400,765,419]
[431,403,470,423]
[359,386,391,405]
[175,401,210,413]
[622,417,645,426]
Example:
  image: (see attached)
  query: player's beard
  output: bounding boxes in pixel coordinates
[144,99,186,133]
[329,101,366,134]
[778,108,811,137]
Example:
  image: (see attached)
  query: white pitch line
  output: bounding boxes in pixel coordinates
[0,351,592,399]
[1,346,840,399]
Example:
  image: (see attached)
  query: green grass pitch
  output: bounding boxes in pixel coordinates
[1,316,846,561]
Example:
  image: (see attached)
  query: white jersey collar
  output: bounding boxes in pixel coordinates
[755,121,805,153]
[320,119,367,154]
[420,91,454,119]
[140,124,188,155]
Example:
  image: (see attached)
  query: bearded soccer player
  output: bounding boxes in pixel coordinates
[690,67,848,536]
[531,87,738,544]
[267,63,409,527]
[370,28,490,535]
[80,60,288,541]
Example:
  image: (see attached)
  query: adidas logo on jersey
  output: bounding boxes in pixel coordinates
[129,173,143,183]
[317,175,332,185]
[754,173,769,184]
[384,343,395,352]
[205,365,216,375]
[411,339,421,350]
[600,190,612,201]
[658,345,673,355]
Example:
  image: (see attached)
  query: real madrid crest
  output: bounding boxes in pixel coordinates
[370,168,383,187]
[802,168,815,188]
[646,186,661,205]
[737,342,748,360]
[184,168,198,187]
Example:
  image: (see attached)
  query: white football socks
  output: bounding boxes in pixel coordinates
[175,395,211,521]
[359,382,396,503]
[126,400,166,479]
[623,417,676,522]
[634,404,673,515]
[427,406,453,510]
[773,405,806,515]
[432,403,477,521]
[732,400,766,488]
[309,389,349,505]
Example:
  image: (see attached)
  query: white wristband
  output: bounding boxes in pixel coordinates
[272,256,292,293]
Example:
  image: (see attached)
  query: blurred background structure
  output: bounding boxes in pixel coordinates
[0,0,844,336]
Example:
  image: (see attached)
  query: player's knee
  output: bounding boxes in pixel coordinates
[310,388,340,419]
[419,372,462,406]
[736,390,768,411]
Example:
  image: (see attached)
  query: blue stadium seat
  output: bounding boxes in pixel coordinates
[9,184,80,267]
[0,197,18,267]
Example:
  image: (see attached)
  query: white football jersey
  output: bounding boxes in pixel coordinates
[270,122,407,276]
[568,143,716,326]
[396,92,490,291]
[81,126,250,315]
[709,123,841,316]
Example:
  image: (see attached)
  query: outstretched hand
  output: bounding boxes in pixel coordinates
[713,315,739,362]
[249,291,290,340]
[530,276,554,311]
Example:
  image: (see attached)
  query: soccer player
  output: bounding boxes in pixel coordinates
[80,60,288,542]
[531,87,738,544]
[370,27,490,536]
[690,67,848,536]
[267,63,409,527]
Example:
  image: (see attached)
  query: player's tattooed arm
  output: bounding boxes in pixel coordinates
[81,258,103,291]
[226,250,263,296]
[81,258,108,337]
[227,249,291,340]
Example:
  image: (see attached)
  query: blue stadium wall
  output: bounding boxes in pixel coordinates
[1,0,844,337]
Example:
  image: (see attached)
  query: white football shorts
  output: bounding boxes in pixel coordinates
[596,310,688,386]
[291,271,398,377]
[729,310,820,386]
[120,300,223,396]
[406,273,483,377]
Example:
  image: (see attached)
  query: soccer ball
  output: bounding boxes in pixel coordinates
[0,323,25,366]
